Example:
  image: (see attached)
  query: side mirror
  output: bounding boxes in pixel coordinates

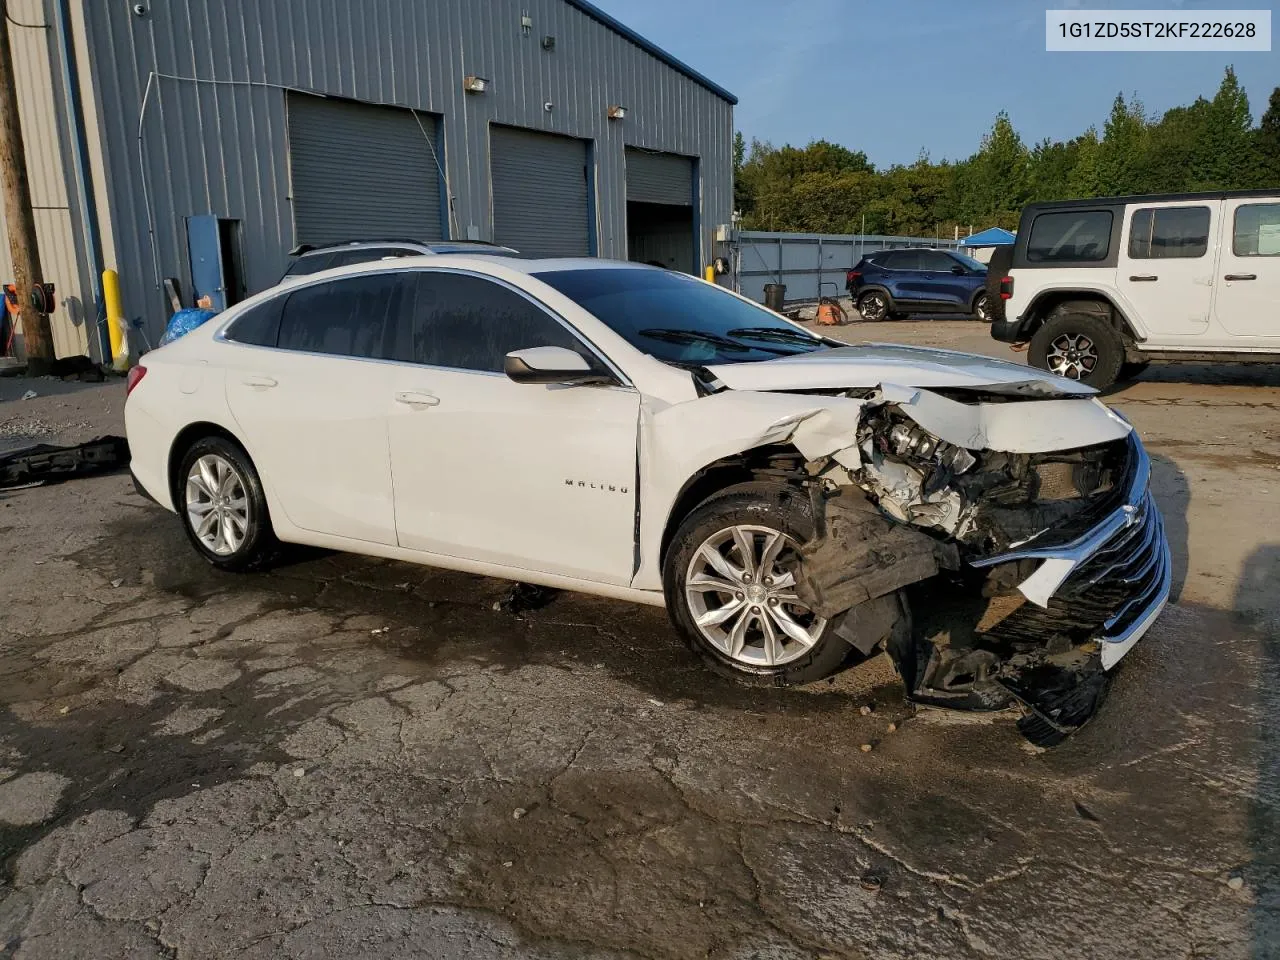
[504,346,611,385]
[950,264,965,275]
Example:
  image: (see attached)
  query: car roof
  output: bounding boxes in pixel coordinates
[289,239,519,257]
[1021,189,1280,212]
[277,255,658,283]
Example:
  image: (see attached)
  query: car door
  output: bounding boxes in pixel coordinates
[1213,199,1280,339]
[222,272,408,545]
[876,251,922,305]
[915,250,970,310]
[1118,202,1218,342]
[387,269,641,585]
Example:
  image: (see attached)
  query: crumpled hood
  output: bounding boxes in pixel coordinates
[706,343,1097,395]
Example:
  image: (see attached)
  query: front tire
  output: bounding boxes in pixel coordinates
[972,292,991,322]
[663,482,853,686]
[176,436,277,572]
[857,291,890,322]
[1028,313,1124,389]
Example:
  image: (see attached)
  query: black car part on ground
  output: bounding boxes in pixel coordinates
[0,436,129,489]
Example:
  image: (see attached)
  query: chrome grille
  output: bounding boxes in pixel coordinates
[986,492,1169,647]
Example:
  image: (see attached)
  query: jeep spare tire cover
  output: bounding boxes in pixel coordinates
[984,246,1013,325]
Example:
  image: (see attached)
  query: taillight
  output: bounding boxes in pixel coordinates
[999,276,1014,300]
[125,364,147,397]
[846,270,862,285]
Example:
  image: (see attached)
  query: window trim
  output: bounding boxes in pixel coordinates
[1127,205,1212,261]
[1232,202,1280,258]
[216,266,632,388]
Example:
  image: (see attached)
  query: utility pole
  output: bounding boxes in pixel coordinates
[0,1,54,374]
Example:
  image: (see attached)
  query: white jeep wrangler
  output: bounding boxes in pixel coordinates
[988,191,1280,388]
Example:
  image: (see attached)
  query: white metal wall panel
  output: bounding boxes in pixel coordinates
[625,148,693,206]
[490,126,589,258]
[287,94,443,244]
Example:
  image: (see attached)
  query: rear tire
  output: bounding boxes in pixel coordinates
[1028,313,1124,389]
[663,482,854,687]
[857,291,890,322]
[176,436,278,572]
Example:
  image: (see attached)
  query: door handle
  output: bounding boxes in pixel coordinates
[395,390,440,408]
[1224,273,1257,281]
[1129,275,1158,282]
[241,375,277,388]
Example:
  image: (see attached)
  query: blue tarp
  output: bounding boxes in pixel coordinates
[960,227,1016,247]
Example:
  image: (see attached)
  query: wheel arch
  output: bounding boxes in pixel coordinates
[167,421,251,511]
[658,444,808,571]
[1022,289,1143,344]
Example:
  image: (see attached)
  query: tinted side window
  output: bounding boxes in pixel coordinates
[1129,206,1210,259]
[277,273,407,359]
[1233,203,1280,256]
[883,251,920,270]
[325,247,417,269]
[406,272,593,374]
[283,252,334,278]
[1027,211,1113,262]
[224,297,283,346]
[920,251,959,272]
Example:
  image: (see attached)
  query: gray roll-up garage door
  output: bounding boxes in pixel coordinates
[625,149,694,206]
[490,126,590,258]
[288,93,443,244]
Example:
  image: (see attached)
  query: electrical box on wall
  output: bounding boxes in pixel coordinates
[714,224,733,242]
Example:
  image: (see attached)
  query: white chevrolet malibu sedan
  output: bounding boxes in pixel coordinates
[127,257,1171,744]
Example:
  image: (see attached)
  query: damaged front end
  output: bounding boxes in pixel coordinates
[781,387,1170,746]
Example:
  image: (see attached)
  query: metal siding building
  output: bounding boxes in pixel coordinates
[2,0,734,353]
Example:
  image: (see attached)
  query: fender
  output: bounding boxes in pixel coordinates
[1020,283,1147,341]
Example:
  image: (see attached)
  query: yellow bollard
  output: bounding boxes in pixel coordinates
[102,269,129,371]
[704,264,716,283]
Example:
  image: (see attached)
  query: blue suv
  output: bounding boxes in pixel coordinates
[845,248,989,322]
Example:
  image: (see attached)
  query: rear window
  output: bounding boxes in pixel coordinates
[1026,210,1113,263]
[1233,203,1280,256]
[1128,206,1210,259]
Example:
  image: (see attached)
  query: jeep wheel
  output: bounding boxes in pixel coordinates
[857,291,890,322]
[1029,313,1123,389]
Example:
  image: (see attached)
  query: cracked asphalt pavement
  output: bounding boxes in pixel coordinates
[1,327,1278,959]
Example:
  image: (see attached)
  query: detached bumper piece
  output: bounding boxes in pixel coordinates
[0,436,130,489]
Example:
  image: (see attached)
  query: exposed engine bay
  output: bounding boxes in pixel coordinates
[756,383,1169,746]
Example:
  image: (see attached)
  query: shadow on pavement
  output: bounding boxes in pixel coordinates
[1238,545,1280,956]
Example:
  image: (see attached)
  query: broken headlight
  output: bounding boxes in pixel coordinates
[887,422,977,475]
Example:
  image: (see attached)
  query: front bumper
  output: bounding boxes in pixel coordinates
[972,431,1171,670]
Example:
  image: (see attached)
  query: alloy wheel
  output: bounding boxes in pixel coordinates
[684,524,827,668]
[1046,333,1099,380]
[185,454,250,556]
[974,294,989,321]
[859,294,887,321]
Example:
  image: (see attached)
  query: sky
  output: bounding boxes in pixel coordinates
[590,0,1280,168]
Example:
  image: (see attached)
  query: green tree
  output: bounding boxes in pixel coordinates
[1097,93,1150,195]
[961,112,1029,228]
[1067,129,1103,198]
[1258,87,1280,186]
[1192,66,1257,187]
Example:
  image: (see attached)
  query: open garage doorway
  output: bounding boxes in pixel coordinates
[625,148,697,274]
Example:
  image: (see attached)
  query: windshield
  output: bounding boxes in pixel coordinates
[949,251,987,272]
[533,268,829,366]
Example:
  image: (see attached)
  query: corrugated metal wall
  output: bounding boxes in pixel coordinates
[0,0,90,359]
[737,232,960,304]
[76,0,734,340]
